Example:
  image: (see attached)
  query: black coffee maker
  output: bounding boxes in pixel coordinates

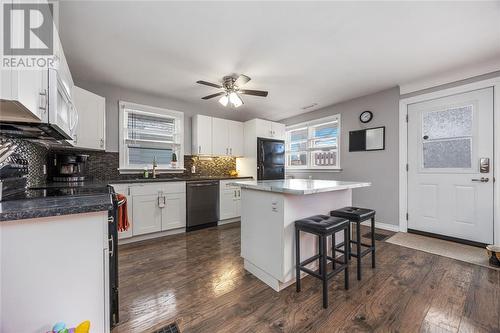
[51,153,89,182]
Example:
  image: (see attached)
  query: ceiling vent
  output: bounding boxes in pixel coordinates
[301,103,318,110]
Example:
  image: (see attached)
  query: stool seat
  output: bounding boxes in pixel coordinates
[330,207,375,222]
[295,214,349,234]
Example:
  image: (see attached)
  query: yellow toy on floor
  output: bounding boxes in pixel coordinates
[46,320,90,333]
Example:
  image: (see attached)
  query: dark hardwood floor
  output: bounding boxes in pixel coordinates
[114,223,500,333]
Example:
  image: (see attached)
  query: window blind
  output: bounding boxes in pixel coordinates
[127,111,176,143]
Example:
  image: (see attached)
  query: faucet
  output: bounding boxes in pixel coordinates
[152,156,158,179]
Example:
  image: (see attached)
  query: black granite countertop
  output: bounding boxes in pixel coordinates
[34,176,253,188]
[106,175,253,184]
[0,194,113,222]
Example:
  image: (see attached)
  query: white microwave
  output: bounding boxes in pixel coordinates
[47,68,78,140]
[0,68,77,141]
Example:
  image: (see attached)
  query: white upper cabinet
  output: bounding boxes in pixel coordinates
[228,120,244,156]
[271,122,286,140]
[0,69,47,123]
[192,114,212,155]
[212,117,229,156]
[193,115,244,156]
[72,86,106,150]
[255,119,285,140]
[211,118,244,157]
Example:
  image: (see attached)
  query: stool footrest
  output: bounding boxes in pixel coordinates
[350,247,373,258]
[299,255,345,267]
[298,263,348,281]
[335,241,373,249]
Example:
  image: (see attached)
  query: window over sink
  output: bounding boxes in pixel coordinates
[286,114,341,170]
[119,101,184,172]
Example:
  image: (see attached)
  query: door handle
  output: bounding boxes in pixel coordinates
[471,177,489,183]
[109,235,114,257]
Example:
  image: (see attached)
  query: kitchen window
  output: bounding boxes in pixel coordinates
[286,114,341,170]
[119,101,184,172]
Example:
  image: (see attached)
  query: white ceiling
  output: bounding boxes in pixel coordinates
[59,1,500,122]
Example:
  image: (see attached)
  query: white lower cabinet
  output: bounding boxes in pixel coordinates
[113,182,186,240]
[219,180,241,221]
[132,194,163,235]
[162,193,186,230]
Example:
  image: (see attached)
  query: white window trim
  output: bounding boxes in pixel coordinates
[118,100,185,173]
[285,114,341,170]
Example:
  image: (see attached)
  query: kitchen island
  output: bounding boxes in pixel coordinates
[230,179,371,291]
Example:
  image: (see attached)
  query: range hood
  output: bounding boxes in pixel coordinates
[0,121,71,141]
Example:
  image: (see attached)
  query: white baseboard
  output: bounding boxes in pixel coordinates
[360,220,400,232]
[118,227,185,245]
[218,217,240,225]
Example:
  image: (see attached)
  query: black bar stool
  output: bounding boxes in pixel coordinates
[295,214,350,309]
[330,207,376,281]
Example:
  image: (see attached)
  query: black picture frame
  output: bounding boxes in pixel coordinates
[349,126,385,152]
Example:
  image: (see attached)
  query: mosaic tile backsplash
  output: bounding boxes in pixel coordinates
[1,137,237,184]
[0,138,49,187]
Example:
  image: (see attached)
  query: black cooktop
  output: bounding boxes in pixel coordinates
[3,185,111,201]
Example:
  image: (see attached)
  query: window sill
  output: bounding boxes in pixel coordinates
[285,168,343,173]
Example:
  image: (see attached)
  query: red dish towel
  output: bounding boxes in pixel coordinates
[117,193,130,232]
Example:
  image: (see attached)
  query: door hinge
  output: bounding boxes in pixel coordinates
[406,213,409,221]
[406,164,409,172]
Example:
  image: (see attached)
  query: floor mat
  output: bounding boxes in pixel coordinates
[153,322,180,333]
[362,232,389,241]
[386,232,498,270]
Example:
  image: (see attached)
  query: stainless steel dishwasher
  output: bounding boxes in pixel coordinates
[186,180,219,231]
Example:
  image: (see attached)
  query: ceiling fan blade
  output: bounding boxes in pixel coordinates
[234,74,251,87]
[239,89,268,97]
[202,92,225,100]
[196,80,222,89]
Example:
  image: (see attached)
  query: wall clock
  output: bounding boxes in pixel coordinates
[359,110,373,123]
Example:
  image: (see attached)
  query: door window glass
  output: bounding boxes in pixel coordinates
[422,105,473,169]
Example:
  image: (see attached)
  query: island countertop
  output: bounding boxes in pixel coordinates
[229,179,371,195]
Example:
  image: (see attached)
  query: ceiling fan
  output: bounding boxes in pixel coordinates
[196,74,268,108]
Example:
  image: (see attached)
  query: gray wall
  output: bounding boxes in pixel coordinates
[400,70,500,99]
[75,80,246,153]
[281,87,400,226]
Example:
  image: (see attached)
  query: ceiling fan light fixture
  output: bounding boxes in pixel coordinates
[229,92,243,108]
[218,94,229,107]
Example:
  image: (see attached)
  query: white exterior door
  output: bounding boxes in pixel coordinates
[407,87,494,244]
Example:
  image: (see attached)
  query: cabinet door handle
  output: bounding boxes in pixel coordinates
[238,190,240,197]
[226,147,228,155]
[39,89,48,112]
[74,133,78,144]
[230,147,232,155]
[100,138,104,148]
[199,145,201,154]
[234,190,237,197]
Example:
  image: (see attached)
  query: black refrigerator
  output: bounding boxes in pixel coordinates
[257,138,285,180]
